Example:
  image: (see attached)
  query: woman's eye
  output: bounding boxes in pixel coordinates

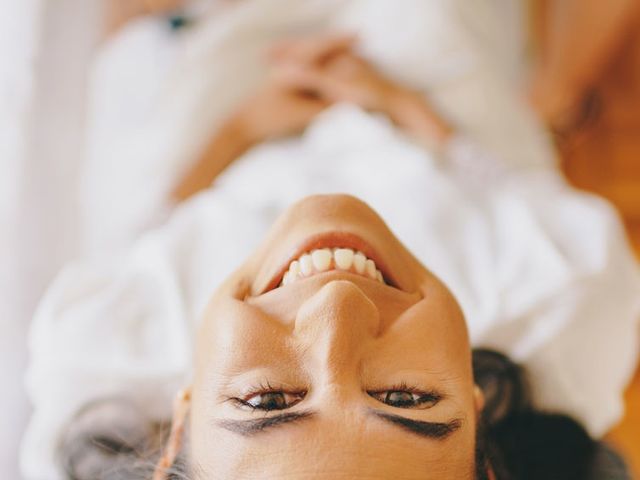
[241,391,305,411]
[369,390,439,409]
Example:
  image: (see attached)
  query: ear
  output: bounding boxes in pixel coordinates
[473,384,485,417]
[152,387,192,480]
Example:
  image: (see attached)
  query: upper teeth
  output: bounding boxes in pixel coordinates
[281,248,385,286]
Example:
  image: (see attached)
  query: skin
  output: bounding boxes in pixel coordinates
[530,0,639,129]
[190,194,484,479]
[172,35,452,202]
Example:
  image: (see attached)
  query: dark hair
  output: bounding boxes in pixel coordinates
[472,349,630,480]
[58,349,629,479]
[58,397,187,480]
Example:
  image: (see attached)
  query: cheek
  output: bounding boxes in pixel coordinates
[363,296,475,409]
[196,300,290,375]
[378,295,471,369]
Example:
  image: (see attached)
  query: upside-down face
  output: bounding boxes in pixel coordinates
[191,194,483,479]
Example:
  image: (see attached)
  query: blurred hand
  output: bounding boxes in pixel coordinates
[270,34,402,114]
[173,47,336,203]
[232,79,330,146]
[173,33,452,203]
[269,34,452,145]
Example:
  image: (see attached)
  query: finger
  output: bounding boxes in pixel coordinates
[286,33,356,65]
[269,33,357,66]
[273,64,355,104]
[296,91,331,115]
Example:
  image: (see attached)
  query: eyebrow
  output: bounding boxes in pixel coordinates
[214,410,316,436]
[214,409,462,440]
[369,410,462,439]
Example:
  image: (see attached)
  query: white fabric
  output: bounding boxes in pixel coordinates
[79,0,549,255]
[22,105,640,479]
[20,0,640,478]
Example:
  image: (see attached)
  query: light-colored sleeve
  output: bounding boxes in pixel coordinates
[20,241,193,480]
[20,191,267,480]
[443,135,640,437]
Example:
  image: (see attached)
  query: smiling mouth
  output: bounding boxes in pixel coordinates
[264,232,400,293]
[280,247,386,286]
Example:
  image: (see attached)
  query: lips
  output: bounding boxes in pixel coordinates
[262,232,401,293]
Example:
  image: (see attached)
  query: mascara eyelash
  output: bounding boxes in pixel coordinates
[225,380,305,410]
[370,381,441,397]
[222,380,270,406]
[367,382,443,408]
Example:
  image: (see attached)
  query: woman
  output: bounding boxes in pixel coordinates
[22,17,640,480]
[57,195,631,479]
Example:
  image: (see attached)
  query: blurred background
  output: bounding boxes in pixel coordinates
[1,0,638,478]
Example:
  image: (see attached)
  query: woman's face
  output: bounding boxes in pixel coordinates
[191,194,482,479]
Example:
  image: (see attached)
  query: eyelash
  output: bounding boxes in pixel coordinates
[227,381,441,411]
[368,382,441,409]
[226,380,307,411]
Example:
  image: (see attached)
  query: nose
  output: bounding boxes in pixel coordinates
[293,280,381,381]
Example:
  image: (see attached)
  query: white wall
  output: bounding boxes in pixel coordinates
[0,0,103,477]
